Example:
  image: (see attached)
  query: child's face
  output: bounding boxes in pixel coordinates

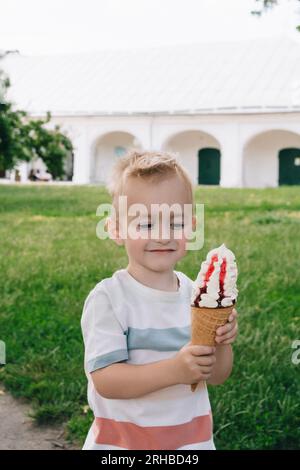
[114,174,195,272]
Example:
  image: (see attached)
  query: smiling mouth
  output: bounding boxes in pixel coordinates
[148,249,175,252]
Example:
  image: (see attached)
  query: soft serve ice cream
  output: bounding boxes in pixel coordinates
[191,244,238,308]
[189,244,238,391]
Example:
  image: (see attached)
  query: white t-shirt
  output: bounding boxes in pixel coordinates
[81,268,215,450]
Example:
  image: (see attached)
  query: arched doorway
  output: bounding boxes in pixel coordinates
[198,148,220,185]
[162,130,221,186]
[92,132,142,184]
[279,148,300,185]
[243,130,300,188]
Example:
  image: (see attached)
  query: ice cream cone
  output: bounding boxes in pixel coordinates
[190,304,235,392]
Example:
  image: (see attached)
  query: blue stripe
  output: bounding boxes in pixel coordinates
[125,326,191,351]
[87,349,128,372]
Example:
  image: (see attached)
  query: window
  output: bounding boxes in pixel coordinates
[114,146,126,157]
[294,157,300,166]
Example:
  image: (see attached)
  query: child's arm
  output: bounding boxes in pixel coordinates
[206,344,233,385]
[91,344,216,399]
[91,358,177,399]
[207,308,238,386]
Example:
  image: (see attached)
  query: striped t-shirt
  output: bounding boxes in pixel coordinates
[81,268,215,450]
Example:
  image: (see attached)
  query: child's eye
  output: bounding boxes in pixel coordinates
[171,223,185,229]
[138,223,153,230]
[138,222,185,230]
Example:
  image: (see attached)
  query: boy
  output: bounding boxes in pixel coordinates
[81,150,238,450]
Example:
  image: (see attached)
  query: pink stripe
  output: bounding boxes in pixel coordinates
[93,413,213,450]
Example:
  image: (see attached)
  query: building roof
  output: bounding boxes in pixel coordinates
[2,36,300,116]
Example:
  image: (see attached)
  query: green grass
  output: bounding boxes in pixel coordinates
[0,184,299,449]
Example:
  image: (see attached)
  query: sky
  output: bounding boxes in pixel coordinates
[1,0,300,55]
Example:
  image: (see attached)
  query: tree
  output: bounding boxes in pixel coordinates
[0,69,73,179]
[251,0,300,31]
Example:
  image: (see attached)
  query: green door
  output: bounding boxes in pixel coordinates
[279,148,300,186]
[198,148,220,185]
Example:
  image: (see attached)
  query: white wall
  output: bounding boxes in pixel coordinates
[47,112,300,187]
[243,130,300,187]
[163,130,220,185]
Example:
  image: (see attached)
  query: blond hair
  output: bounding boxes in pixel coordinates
[106,150,195,217]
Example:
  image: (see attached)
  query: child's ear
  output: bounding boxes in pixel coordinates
[105,216,124,246]
[192,215,197,231]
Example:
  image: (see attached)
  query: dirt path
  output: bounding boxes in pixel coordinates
[0,388,79,450]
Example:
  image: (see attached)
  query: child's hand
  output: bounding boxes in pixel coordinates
[173,343,216,386]
[215,308,238,345]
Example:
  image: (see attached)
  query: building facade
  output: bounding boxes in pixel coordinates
[3,37,300,187]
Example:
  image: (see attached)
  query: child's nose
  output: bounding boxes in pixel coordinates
[152,220,172,241]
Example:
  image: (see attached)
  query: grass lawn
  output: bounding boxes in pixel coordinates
[0,184,299,449]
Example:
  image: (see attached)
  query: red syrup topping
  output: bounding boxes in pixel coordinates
[218,257,227,307]
[204,254,218,286]
[194,253,217,307]
[219,258,226,295]
[193,253,236,308]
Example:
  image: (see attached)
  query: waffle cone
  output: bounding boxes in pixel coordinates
[190,304,235,392]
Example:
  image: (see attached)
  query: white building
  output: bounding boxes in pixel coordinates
[2,36,300,187]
